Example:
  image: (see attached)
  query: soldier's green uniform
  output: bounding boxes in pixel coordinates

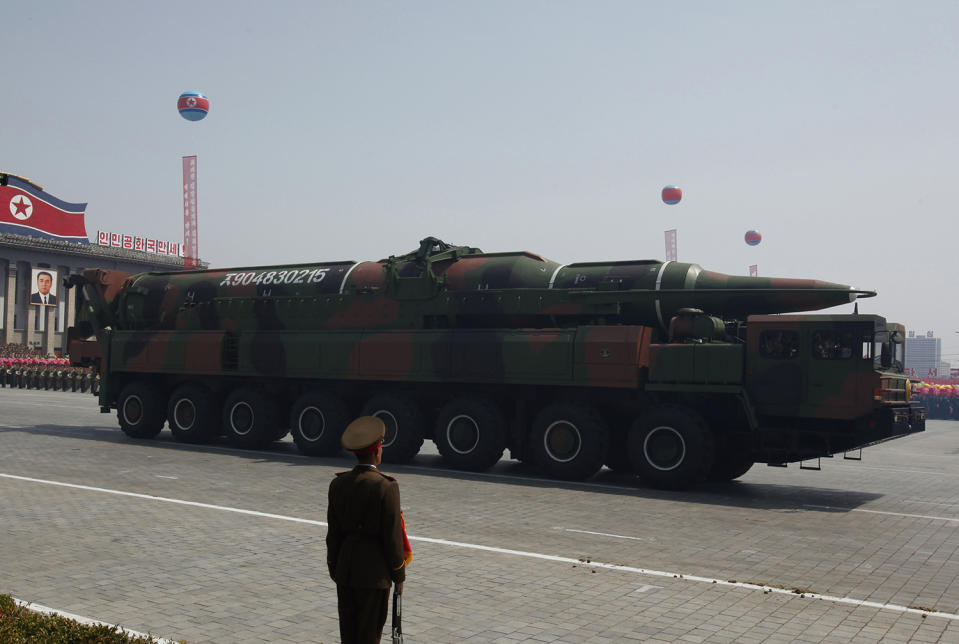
[327,416,409,644]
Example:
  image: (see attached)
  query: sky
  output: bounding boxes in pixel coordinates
[4,1,959,359]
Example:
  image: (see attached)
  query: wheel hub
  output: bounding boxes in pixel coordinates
[122,395,143,425]
[446,414,480,454]
[230,402,254,435]
[644,425,686,471]
[298,406,326,442]
[543,420,582,463]
[173,399,196,431]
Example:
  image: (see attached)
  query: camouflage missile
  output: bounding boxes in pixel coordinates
[71,237,874,334]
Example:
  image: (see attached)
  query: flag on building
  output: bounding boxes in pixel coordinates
[0,173,89,243]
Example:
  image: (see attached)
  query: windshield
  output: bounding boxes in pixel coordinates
[892,338,905,373]
[872,329,905,372]
[872,330,888,369]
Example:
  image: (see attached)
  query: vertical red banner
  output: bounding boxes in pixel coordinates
[182,155,199,269]
[749,264,758,277]
[664,229,677,261]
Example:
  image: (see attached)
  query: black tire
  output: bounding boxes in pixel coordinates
[434,397,507,471]
[167,383,220,444]
[361,393,425,464]
[117,382,166,439]
[628,405,714,490]
[604,413,635,474]
[290,391,350,456]
[530,402,608,481]
[222,387,279,449]
[708,457,754,482]
[708,435,754,482]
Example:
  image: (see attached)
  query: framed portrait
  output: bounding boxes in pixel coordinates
[30,267,58,307]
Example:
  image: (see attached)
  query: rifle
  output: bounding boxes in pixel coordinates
[391,590,403,644]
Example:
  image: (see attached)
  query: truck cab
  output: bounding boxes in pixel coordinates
[745,314,923,460]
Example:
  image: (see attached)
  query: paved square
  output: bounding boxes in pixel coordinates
[1,388,957,643]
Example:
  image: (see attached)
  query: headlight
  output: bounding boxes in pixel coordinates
[905,379,912,403]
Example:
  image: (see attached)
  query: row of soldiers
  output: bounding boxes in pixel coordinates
[0,364,100,394]
[912,395,958,420]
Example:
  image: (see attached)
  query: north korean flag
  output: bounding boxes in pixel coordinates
[0,174,89,243]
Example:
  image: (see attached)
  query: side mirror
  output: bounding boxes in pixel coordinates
[880,343,892,369]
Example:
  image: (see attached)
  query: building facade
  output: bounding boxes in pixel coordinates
[1,232,191,356]
[905,333,942,379]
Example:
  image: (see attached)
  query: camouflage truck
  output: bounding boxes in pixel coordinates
[67,237,925,489]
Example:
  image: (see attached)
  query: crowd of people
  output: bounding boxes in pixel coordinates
[0,343,99,394]
[911,382,959,420]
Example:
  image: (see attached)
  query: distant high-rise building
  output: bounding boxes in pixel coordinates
[906,334,941,378]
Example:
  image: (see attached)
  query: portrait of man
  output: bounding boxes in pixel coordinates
[30,268,58,306]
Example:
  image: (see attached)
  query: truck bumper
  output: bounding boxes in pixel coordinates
[855,404,925,449]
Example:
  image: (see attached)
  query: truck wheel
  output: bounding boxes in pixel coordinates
[290,391,350,456]
[530,402,608,481]
[362,393,425,464]
[604,414,635,474]
[708,437,754,482]
[629,406,714,490]
[708,457,754,482]
[117,382,166,439]
[223,387,279,449]
[167,384,219,444]
[434,397,506,471]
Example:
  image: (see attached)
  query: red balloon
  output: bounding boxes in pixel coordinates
[662,185,682,205]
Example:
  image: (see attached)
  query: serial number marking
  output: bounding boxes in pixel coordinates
[219,268,329,287]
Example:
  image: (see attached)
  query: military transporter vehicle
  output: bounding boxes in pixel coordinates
[67,237,925,489]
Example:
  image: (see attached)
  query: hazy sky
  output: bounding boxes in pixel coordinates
[4,1,958,358]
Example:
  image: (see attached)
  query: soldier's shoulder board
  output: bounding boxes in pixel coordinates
[376,471,397,482]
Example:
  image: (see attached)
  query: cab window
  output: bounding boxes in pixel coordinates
[812,330,855,360]
[760,330,799,359]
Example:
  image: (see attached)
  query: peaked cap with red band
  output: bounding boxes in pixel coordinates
[341,416,386,453]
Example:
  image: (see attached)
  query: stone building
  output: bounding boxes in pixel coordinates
[0,232,192,356]
[1,171,207,356]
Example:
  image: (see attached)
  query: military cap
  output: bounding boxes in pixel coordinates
[341,416,386,452]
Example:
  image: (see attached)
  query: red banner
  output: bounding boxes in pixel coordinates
[182,156,198,269]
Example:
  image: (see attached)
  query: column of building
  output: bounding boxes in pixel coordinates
[11,261,29,348]
[25,259,38,350]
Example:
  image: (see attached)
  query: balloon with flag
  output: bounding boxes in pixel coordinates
[662,185,682,205]
[178,91,209,121]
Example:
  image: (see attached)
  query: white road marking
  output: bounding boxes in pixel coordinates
[11,597,177,644]
[854,465,952,476]
[3,472,958,622]
[155,475,178,480]
[0,400,95,410]
[632,584,663,594]
[555,527,655,541]
[804,504,959,523]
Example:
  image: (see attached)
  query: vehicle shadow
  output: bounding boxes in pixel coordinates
[4,423,882,513]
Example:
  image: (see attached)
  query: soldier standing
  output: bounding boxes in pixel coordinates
[327,416,411,644]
